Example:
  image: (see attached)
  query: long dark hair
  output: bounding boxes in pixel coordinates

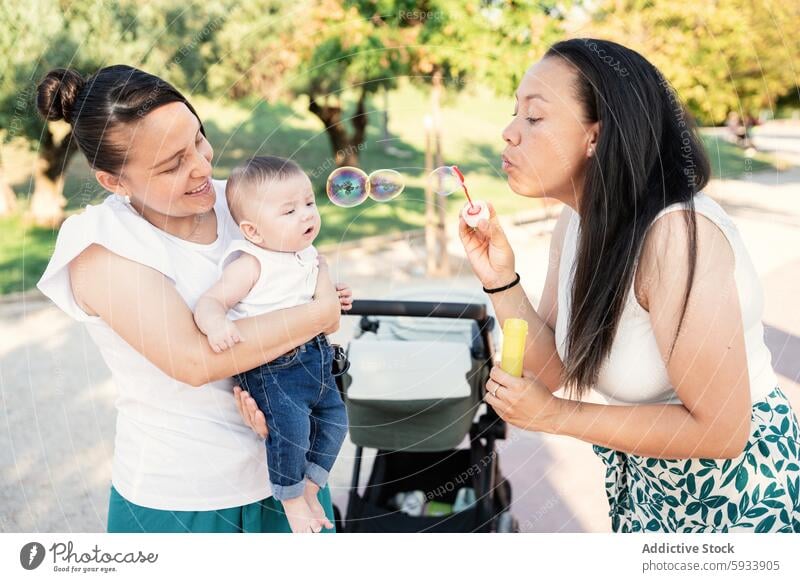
[36,65,204,174]
[544,38,711,400]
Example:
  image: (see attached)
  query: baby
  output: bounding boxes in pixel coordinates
[194,156,351,533]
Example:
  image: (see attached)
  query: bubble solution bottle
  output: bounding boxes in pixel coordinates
[500,318,528,377]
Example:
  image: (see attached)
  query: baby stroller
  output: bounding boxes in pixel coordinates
[332,289,518,532]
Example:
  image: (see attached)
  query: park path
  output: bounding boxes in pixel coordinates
[2,161,799,533]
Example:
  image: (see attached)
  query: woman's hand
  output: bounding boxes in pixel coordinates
[458,202,516,289]
[313,256,342,334]
[484,366,561,433]
[233,385,268,439]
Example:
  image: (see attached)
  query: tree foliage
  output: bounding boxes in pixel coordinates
[588,0,800,124]
[209,0,563,164]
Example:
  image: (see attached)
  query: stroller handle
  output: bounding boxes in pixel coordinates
[344,299,488,323]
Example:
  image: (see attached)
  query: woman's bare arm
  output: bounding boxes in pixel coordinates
[69,243,340,386]
[544,212,752,459]
[486,206,571,393]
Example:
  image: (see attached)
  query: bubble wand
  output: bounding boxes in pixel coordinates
[451,165,475,211]
[449,165,489,228]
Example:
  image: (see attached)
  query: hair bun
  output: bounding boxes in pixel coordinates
[36,68,86,124]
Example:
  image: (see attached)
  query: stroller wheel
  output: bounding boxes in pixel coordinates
[495,511,519,533]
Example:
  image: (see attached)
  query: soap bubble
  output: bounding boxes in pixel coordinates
[428,165,465,197]
[368,169,405,202]
[327,166,406,207]
[326,166,369,208]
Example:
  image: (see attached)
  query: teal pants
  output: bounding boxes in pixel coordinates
[107,485,336,533]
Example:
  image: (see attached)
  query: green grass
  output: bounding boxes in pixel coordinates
[701,134,777,179]
[0,83,785,294]
[0,212,57,295]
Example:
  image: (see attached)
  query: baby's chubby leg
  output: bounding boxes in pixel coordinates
[257,338,338,532]
[303,373,347,531]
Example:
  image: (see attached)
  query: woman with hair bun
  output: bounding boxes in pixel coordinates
[36,65,343,533]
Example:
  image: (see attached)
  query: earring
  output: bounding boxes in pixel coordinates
[115,193,131,205]
[588,147,594,157]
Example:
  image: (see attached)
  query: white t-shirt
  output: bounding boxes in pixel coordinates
[36,180,271,510]
[220,240,318,320]
[554,192,778,406]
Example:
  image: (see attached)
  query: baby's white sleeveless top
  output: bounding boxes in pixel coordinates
[554,192,777,406]
[219,241,318,320]
[37,180,271,510]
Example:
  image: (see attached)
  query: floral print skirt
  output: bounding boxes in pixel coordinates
[592,386,800,532]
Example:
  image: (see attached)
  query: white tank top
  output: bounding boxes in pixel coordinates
[36,180,271,510]
[554,192,777,406]
[219,240,318,320]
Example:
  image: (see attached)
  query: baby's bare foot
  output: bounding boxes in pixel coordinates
[282,496,323,533]
[304,479,333,530]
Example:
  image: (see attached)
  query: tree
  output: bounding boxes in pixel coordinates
[0,148,15,215]
[587,0,800,124]
[0,0,229,225]
[0,0,145,225]
[348,0,565,274]
[210,0,565,164]
[209,0,405,166]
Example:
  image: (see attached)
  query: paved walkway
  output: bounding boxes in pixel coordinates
[2,165,799,533]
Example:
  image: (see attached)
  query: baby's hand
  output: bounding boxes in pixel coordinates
[206,319,243,353]
[336,283,353,312]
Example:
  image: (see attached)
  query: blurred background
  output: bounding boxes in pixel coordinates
[1,0,799,532]
[2,0,799,281]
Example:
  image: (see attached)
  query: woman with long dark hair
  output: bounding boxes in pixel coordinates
[461,39,800,532]
[35,66,343,532]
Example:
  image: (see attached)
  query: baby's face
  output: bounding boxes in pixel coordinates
[243,173,321,252]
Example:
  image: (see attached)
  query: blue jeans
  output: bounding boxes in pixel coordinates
[236,334,348,501]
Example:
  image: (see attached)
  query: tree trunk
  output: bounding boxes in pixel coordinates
[380,87,391,152]
[351,90,368,153]
[424,117,437,275]
[28,128,76,228]
[309,89,369,167]
[431,67,449,276]
[0,162,16,216]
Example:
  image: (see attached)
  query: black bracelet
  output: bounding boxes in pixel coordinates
[483,272,520,294]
